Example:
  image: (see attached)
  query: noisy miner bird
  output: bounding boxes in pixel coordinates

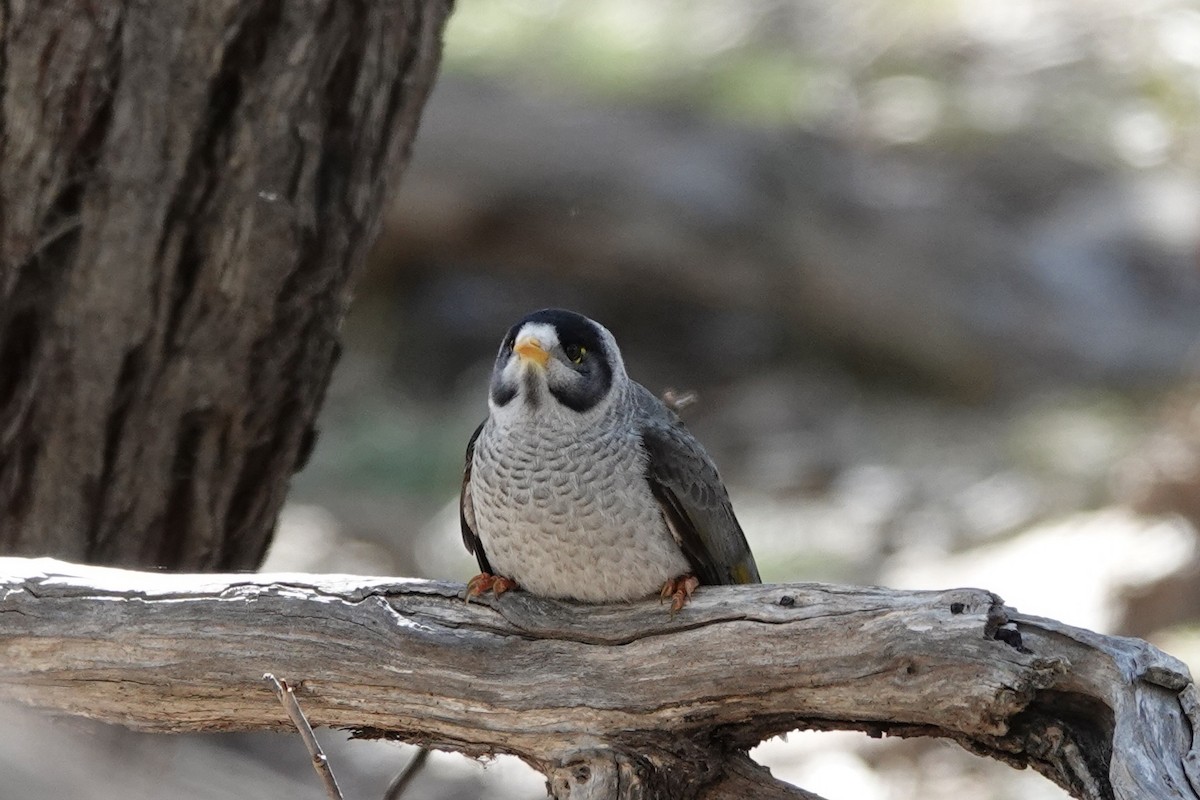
[460,308,760,612]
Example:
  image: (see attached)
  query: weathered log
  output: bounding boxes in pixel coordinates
[0,557,1196,800]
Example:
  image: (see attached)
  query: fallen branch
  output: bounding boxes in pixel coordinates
[264,672,345,800]
[0,557,1195,799]
[383,746,429,800]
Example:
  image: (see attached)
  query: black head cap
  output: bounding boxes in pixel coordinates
[491,308,616,412]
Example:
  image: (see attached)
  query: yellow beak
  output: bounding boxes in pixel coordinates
[514,336,550,368]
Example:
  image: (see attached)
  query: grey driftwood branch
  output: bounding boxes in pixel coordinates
[0,557,1196,800]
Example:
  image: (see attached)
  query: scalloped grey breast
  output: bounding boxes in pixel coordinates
[460,308,760,611]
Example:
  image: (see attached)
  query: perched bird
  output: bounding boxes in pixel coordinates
[460,308,760,612]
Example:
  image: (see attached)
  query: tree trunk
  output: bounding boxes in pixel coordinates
[0,0,451,567]
[3,558,1198,800]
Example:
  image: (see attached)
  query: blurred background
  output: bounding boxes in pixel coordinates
[8,1,1200,798]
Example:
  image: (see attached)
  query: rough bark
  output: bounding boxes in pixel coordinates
[0,0,451,567]
[2,558,1197,800]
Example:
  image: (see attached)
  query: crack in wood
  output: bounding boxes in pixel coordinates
[159,0,283,349]
[85,343,145,559]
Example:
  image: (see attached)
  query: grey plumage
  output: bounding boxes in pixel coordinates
[461,308,759,603]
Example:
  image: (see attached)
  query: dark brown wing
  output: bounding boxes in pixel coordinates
[639,394,760,587]
[460,420,493,574]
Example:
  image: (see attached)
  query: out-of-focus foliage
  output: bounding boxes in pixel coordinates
[447,0,1200,168]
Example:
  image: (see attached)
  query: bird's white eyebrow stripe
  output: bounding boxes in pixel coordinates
[515,322,560,348]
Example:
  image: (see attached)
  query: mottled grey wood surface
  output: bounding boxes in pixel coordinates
[0,557,1196,800]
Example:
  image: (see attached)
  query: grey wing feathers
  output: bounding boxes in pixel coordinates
[635,386,761,586]
[460,420,493,574]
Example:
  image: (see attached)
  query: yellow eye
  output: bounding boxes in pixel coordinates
[565,344,586,364]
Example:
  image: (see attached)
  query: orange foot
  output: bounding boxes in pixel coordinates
[465,572,518,602]
[660,574,700,616]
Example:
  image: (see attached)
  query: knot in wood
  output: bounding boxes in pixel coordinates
[548,748,651,800]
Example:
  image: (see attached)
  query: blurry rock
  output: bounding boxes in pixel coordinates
[262,504,404,576]
[1111,388,1200,636]
[754,732,889,800]
[0,704,543,800]
[751,729,1070,800]
[1115,388,1200,527]
[883,508,1196,632]
[417,498,482,584]
[371,76,1200,395]
[0,707,315,800]
[952,470,1042,540]
[1118,560,1200,639]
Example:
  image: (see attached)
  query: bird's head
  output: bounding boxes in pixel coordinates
[488,308,628,420]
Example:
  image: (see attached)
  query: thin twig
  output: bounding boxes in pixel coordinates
[263,672,345,800]
[383,746,430,800]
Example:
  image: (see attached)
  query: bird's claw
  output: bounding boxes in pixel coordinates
[659,574,700,617]
[465,573,518,602]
